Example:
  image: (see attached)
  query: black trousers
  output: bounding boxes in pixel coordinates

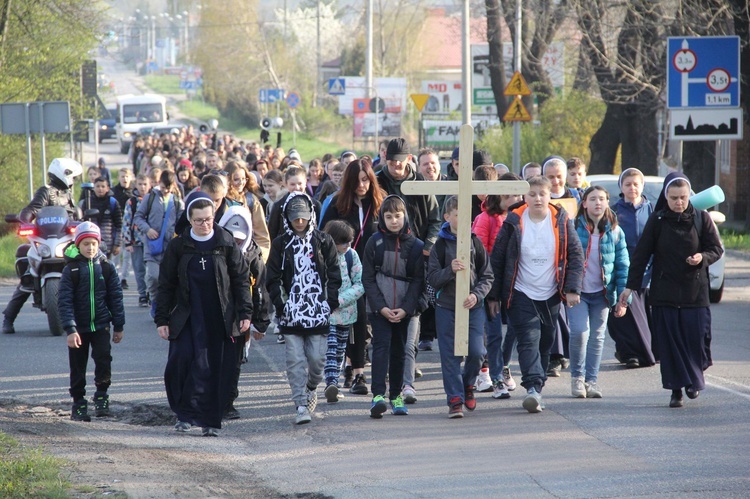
[345,297,369,369]
[69,329,112,401]
[3,285,30,322]
[228,334,247,408]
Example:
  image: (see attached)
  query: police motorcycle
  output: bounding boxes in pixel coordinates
[4,158,95,336]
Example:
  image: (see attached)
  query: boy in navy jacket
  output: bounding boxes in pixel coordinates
[59,222,125,422]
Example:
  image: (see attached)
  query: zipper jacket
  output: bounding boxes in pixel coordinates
[574,216,630,307]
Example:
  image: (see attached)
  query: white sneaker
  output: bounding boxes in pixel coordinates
[402,385,417,404]
[476,368,493,392]
[502,366,517,391]
[585,381,603,399]
[571,377,586,398]
[522,388,543,413]
[492,381,510,399]
[295,406,311,425]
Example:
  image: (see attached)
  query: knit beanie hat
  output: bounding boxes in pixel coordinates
[74,221,101,246]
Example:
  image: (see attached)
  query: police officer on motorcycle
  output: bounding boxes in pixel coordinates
[2,158,83,334]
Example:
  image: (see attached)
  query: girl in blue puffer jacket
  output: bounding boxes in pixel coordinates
[568,186,630,399]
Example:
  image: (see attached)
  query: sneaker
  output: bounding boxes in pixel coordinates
[2,317,15,334]
[476,368,493,392]
[223,406,241,420]
[276,334,285,344]
[174,421,191,432]
[414,368,423,379]
[547,358,562,377]
[390,396,408,415]
[325,384,340,403]
[369,395,388,419]
[402,385,417,404]
[522,388,543,413]
[138,297,149,308]
[448,397,464,419]
[202,427,219,437]
[502,366,516,391]
[70,400,91,422]
[93,393,111,417]
[492,380,511,399]
[585,382,603,399]
[295,406,312,425]
[343,366,353,388]
[305,386,318,413]
[571,377,586,398]
[120,279,129,290]
[560,357,570,369]
[464,386,477,411]
[349,374,369,395]
[418,340,433,351]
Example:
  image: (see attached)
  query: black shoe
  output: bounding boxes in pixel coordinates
[686,387,701,400]
[138,297,149,308]
[93,393,111,417]
[120,279,129,290]
[2,318,15,334]
[669,390,684,408]
[343,366,353,388]
[560,358,570,370]
[350,374,369,395]
[71,400,91,422]
[626,358,640,369]
[223,406,241,420]
[547,358,562,377]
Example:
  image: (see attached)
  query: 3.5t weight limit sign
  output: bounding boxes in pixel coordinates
[667,36,740,109]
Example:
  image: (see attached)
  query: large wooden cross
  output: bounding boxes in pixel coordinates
[401,124,529,356]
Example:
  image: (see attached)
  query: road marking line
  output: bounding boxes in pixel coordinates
[705,374,750,401]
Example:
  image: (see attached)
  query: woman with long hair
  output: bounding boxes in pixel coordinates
[319,156,384,393]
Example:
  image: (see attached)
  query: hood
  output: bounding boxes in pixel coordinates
[437,221,456,241]
[218,205,253,253]
[654,171,691,213]
[282,191,316,237]
[377,194,412,237]
[381,162,417,185]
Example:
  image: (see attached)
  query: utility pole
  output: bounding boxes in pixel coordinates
[316,1,321,107]
[512,0,522,172]
[366,0,374,150]
[461,0,471,125]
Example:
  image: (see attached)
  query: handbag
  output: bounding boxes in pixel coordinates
[147,195,173,256]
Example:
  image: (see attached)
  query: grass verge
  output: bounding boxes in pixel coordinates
[143,74,184,95]
[0,233,22,278]
[720,227,750,252]
[0,431,70,498]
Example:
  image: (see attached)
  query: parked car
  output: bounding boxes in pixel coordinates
[588,174,726,303]
[98,106,117,143]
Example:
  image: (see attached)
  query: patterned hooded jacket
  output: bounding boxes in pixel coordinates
[265,192,341,335]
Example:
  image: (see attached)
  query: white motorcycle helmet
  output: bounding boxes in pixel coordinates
[48,158,83,188]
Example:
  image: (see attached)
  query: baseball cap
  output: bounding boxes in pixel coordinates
[74,221,101,246]
[286,195,312,221]
[451,147,460,160]
[386,138,410,161]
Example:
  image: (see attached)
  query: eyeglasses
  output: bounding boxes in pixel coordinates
[191,217,214,226]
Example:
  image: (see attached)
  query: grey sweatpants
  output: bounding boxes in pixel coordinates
[284,333,327,407]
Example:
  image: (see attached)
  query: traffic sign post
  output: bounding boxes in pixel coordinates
[503,71,533,169]
[328,78,346,95]
[286,92,300,109]
[411,94,430,147]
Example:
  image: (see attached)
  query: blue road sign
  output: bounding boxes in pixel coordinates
[259,89,285,104]
[667,36,740,109]
[286,92,300,109]
[328,78,346,95]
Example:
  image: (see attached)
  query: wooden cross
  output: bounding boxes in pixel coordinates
[401,124,529,356]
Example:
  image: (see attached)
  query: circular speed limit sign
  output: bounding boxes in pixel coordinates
[673,49,697,73]
[706,68,731,92]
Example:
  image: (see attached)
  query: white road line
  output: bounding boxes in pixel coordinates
[705,374,750,401]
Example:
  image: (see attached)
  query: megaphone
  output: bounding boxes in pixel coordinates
[260,117,272,130]
[199,118,219,133]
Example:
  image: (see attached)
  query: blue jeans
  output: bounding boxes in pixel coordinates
[485,307,504,382]
[568,292,610,382]
[436,306,486,405]
[507,291,560,393]
[130,245,147,300]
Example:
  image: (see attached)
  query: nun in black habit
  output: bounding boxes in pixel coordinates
[618,172,723,409]
[156,191,252,435]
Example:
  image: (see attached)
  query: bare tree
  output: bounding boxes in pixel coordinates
[0,0,11,71]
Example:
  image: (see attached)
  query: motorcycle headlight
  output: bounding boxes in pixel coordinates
[37,244,52,258]
[55,243,67,258]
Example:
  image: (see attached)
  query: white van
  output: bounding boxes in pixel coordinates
[115,94,168,154]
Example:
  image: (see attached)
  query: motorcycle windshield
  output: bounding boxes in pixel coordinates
[35,207,69,238]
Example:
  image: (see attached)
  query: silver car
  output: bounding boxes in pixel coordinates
[587,174,726,303]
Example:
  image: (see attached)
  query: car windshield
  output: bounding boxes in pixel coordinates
[122,104,163,124]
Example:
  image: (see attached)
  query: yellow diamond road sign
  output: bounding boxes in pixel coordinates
[504,71,532,96]
[503,96,532,122]
[411,93,430,112]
